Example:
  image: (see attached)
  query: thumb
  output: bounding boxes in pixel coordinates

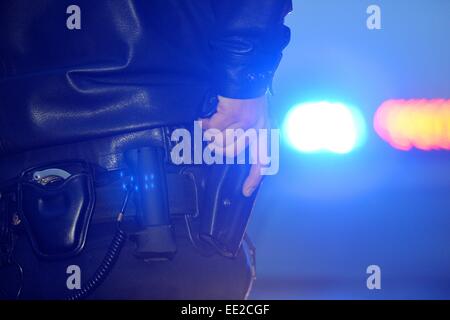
[242,163,263,197]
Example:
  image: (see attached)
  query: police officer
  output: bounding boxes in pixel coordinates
[0,0,292,299]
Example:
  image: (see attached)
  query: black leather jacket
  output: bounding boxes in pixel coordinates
[0,0,291,155]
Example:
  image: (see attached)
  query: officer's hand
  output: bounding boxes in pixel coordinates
[200,95,270,197]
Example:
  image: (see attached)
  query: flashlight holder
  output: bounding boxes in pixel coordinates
[125,147,176,260]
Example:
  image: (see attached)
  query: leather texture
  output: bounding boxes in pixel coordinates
[19,162,95,259]
[199,162,257,258]
[0,0,291,156]
[0,128,166,182]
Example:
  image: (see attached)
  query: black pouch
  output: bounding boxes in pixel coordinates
[18,162,95,259]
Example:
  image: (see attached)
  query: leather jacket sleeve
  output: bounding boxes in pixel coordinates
[210,0,292,99]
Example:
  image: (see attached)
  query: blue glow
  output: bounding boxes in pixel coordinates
[283,101,366,154]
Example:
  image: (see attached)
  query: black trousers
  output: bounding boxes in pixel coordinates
[7,217,255,300]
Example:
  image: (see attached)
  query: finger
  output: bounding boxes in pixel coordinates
[242,163,264,197]
[211,111,268,150]
[200,111,235,131]
[205,121,247,148]
[206,126,253,158]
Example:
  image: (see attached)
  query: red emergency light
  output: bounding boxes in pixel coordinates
[374,99,450,151]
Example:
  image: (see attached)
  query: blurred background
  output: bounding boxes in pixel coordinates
[248,0,450,299]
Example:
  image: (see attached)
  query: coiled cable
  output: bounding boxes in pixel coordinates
[66,187,132,300]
